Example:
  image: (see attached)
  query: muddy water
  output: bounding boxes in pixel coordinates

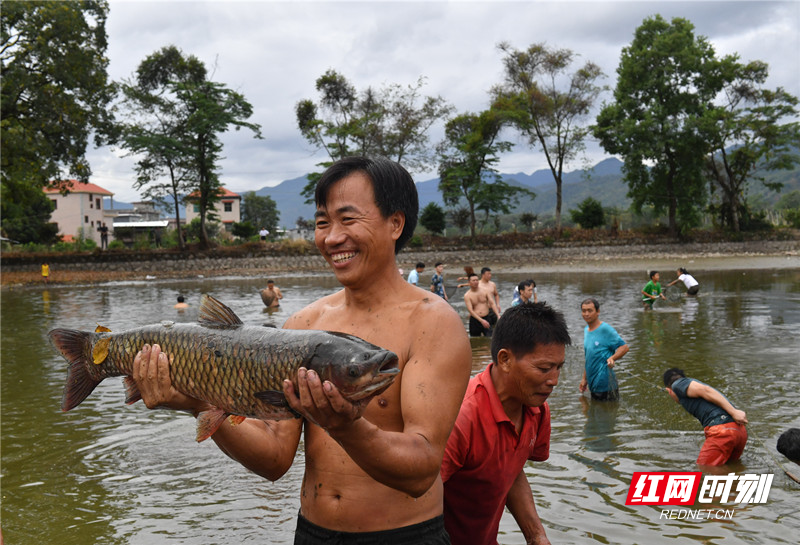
[1,267,798,543]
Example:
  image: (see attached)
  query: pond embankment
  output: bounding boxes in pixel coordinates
[3,234,798,286]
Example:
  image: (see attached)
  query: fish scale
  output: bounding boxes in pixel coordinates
[49,294,399,441]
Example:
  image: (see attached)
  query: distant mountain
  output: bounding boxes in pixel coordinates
[253,174,315,227]
[254,158,630,226]
[132,154,798,228]
[104,198,133,210]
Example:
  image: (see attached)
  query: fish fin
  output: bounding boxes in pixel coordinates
[228,415,246,426]
[255,390,303,419]
[48,328,101,411]
[92,337,111,364]
[195,408,229,442]
[198,294,244,328]
[123,376,142,404]
[95,324,112,333]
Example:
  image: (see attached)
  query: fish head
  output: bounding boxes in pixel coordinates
[308,332,400,402]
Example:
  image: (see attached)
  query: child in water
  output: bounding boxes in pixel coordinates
[641,270,666,310]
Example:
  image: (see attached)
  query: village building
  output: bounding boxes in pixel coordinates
[44,181,113,245]
[184,187,241,231]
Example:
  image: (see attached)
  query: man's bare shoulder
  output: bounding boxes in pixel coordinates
[283,290,343,330]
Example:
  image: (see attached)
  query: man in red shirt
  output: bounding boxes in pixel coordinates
[442,302,571,545]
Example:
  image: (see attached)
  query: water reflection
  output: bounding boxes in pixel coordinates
[2,268,800,544]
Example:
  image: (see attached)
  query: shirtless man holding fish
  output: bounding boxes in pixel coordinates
[134,156,472,544]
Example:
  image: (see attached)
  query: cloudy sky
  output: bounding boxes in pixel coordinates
[88,0,800,203]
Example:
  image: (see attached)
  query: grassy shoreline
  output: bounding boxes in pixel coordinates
[3,238,797,287]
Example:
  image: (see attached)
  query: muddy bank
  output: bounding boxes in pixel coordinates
[2,239,797,287]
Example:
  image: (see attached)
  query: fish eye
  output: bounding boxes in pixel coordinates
[348,366,359,378]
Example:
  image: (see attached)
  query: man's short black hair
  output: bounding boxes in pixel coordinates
[581,298,600,311]
[315,156,418,255]
[663,367,686,388]
[650,270,659,279]
[480,267,491,276]
[416,262,425,269]
[491,302,571,362]
[517,279,535,292]
[777,428,800,464]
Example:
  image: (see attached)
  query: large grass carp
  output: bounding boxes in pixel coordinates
[48,294,399,441]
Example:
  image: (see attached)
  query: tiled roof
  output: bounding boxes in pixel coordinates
[186,186,241,199]
[44,180,114,196]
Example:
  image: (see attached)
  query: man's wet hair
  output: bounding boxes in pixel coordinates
[491,302,571,362]
[581,297,600,311]
[777,428,800,464]
[663,367,686,388]
[517,279,535,292]
[315,156,418,254]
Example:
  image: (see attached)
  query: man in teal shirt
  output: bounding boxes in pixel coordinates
[641,270,666,310]
[580,298,629,401]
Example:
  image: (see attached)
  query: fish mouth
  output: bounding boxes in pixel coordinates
[345,353,399,401]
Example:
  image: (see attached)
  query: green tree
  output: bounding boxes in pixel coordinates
[594,15,724,236]
[449,207,471,235]
[115,46,262,249]
[116,46,207,250]
[519,212,537,232]
[231,221,257,239]
[419,202,446,235]
[241,192,279,233]
[776,190,800,210]
[296,70,452,201]
[569,197,606,229]
[1,0,115,243]
[495,42,604,234]
[704,59,800,232]
[437,109,532,239]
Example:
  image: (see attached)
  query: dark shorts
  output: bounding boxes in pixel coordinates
[687,285,700,296]
[294,513,450,545]
[590,389,619,402]
[468,309,497,337]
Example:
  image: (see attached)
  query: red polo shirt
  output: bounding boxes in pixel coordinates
[441,363,550,545]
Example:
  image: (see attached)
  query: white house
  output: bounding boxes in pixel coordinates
[185,187,241,231]
[44,181,114,244]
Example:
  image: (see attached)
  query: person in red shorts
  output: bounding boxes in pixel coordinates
[663,368,748,466]
[442,302,571,545]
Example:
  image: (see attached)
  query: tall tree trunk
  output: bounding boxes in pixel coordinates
[555,180,563,235]
[726,189,741,233]
[666,174,678,237]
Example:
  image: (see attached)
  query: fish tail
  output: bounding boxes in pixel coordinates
[49,328,102,411]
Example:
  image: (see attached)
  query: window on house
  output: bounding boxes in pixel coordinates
[193,204,200,213]
[224,202,233,212]
[96,198,101,209]
[85,216,89,223]
[51,200,57,210]
[91,221,94,227]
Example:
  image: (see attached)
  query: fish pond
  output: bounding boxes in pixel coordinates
[2,265,799,544]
